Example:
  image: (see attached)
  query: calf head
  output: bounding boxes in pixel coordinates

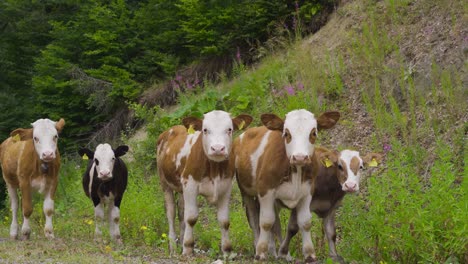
[10,118,65,162]
[78,144,129,181]
[321,150,383,192]
[261,109,340,166]
[183,110,253,162]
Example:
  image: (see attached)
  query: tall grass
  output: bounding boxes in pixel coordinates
[0,0,466,262]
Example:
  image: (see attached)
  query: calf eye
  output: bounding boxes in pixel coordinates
[33,137,39,143]
[360,165,364,170]
[203,128,208,134]
[227,128,232,135]
[94,159,100,166]
[338,164,343,170]
[53,135,58,141]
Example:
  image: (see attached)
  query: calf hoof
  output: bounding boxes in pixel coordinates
[331,255,345,264]
[278,252,293,262]
[182,247,194,256]
[21,233,31,241]
[304,256,319,264]
[254,253,266,261]
[10,234,18,240]
[44,229,55,239]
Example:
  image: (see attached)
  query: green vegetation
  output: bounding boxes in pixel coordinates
[1,0,467,263]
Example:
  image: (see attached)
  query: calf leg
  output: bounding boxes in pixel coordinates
[177,194,185,247]
[163,189,177,254]
[20,183,32,240]
[6,185,19,240]
[109,197,122,244]
[43,193,55,239]
[278,209,299,260]
[217,186,233,255]
[182,179,199,255]
[269,205,282,257]
[296,195,317,263]
[323,209,344,263]
[94,202,104,241]
[240,189,259,246]
[256,191,275,260]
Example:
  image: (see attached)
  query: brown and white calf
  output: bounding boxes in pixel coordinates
[278,147,383,263]
[157,110,253,255]
[78,144,129,243]
[0,118,65,239]
[234,109,340,262]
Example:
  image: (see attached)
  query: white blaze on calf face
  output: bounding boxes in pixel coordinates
[31,119,59,162]
[283,110,317,165]
[201,111,234,162]
[339,150,363,192]
[93,144,116,181]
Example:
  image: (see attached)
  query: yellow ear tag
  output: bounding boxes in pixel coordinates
[322,158,333,168]
[12,134,20,142]
[238,120,246,130]
[369,158,378,167]
[187,125,195,134]
[82,153,89,160]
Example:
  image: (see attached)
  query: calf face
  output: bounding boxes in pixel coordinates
[321,150,383,192]
[79,144,129,181]
[183,110,253,162]
[11,118,65,162]
[261,110,340,166]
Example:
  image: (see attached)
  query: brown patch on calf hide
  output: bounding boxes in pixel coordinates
[236,126,319,197]
[337,159,349,184]
[309,128,317,144]
[350,156,361,175]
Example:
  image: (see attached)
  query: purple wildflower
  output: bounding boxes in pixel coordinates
[175,75,182,81]
[295,1,299,12]
[284,84,295,95]
[296,82,304,91]
[383,143,392,153]
[186,80,193,90]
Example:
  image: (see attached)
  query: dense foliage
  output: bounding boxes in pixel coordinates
[0,0,333,151]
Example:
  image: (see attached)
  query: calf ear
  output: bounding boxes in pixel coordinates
[362,153,383,167]
[55,118,65,133]
[232,114,253,131]
[114,145,129,157]
[261,113,284,131]
[317,111,340,130]
[319,150,339,167]
[78,148,94,160]
[182,117,203,131]
[10,128,33,141]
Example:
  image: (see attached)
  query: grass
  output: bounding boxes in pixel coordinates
[1,0,467,262]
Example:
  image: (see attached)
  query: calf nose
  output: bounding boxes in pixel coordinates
[292,154,308,162]
[99,169,111,178]
[42,151,54,160]
[211,144,226,154]
[344,182,357,191]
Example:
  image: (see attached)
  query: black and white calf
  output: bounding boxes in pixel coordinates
[78,144,129,243]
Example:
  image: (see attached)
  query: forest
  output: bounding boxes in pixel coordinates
[0,0,467,263]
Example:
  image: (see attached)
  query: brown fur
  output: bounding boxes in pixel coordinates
[0,119,64,239]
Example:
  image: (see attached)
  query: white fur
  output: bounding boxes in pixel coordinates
[339,150,363,192]
[176,132,200,169]
[43,195,54,238]
[250,131,271,183]
[31,119,59,162]
[93,144,116,180]
[276,167,311,208]
[7,186,19,239]
[182,174,199,255]
[283,110,317,163]
[201,111,234,162]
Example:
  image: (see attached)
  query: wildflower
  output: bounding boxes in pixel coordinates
[284,84,295,95]
[175,75,182,81]
[296,82,304,91]
[85,219,94,225]
[105,245,112,253]
[383,143,392,153]
[140,225,148,231]
[161,233,167,239]
[294,1,299,12]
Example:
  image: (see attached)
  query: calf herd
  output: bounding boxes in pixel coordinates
[0,109,382,263]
